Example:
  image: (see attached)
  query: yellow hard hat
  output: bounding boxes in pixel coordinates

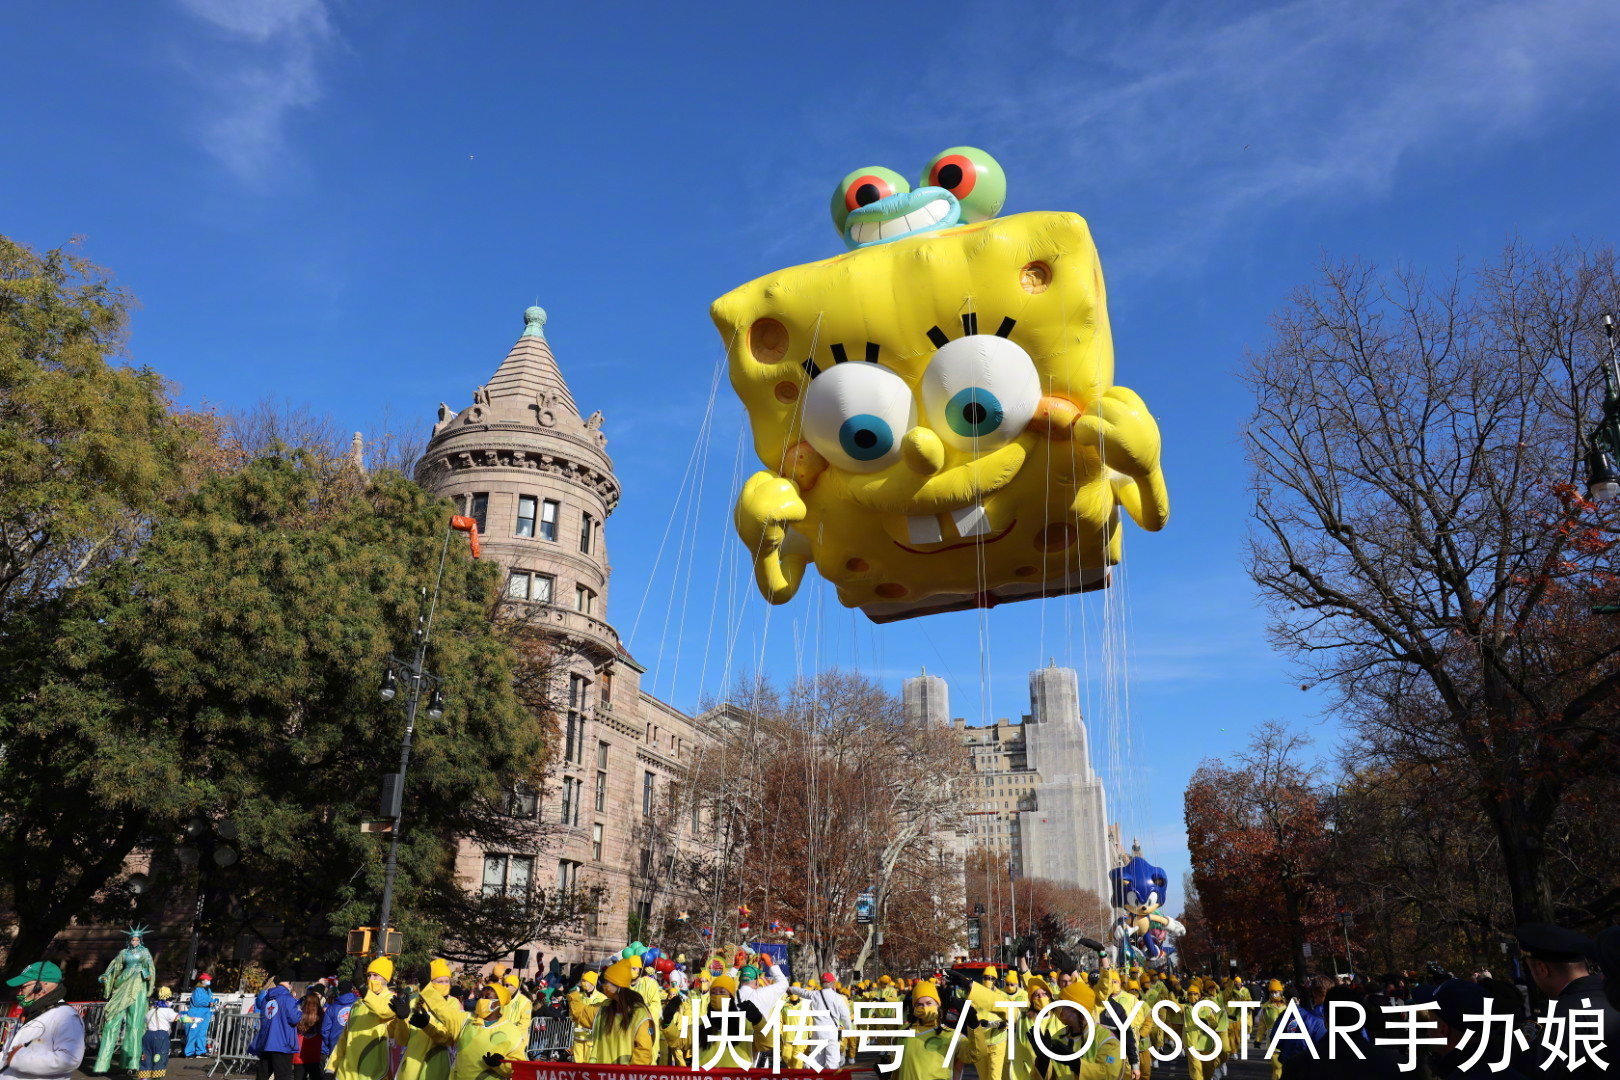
[603,958,636,988]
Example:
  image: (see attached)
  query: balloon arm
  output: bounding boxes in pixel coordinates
[735,471,810,604]
[1073,386,1164,480]
[1111,470,1169,532]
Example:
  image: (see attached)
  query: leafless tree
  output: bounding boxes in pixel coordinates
[670,671,971,977]
[1243,243,1620,924]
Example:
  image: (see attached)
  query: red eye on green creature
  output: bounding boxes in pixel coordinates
[919,147,1007,223]
[830,166,911,235]
[845,173,898,212]
[927,154,978,198]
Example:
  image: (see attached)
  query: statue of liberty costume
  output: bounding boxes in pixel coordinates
[93,926,156,1073]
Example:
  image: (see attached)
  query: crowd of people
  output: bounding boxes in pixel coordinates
[1,919,1616,1080]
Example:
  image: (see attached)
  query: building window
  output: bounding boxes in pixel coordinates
[600,667,613,706]
[580,513,596,554]
[592,823,604,861]
[557,859,580,891]
[642,771,654,817]
[561,777,576,825]
[532,573,554,603]
[540,499,559,541]
[504,786,537,818]
[505,571,553,602]
[469,493,489,534]
[566,674,588,764]
[597,740,609,769]
[575,585,595,615]
[595,770,607,813]
[482,853,533,898]
[516,495,538,537]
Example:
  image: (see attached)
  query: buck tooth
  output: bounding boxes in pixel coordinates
[906,515,943,544]
[949,505,991,538]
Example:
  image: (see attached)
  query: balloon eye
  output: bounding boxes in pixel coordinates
[839,415,895,461]
[929,154,977,198]
[946,388,1004,439]
[920,335,1041,452]
[802,361,915,472]
[845,174,895,212]
[919,147,1006,224]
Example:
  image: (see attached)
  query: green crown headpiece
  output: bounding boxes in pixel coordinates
[125,924,151,941]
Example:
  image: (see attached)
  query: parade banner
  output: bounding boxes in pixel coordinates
[749,942,791,982]
[515,1064,853,1080]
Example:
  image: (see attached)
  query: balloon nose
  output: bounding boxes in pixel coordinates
[903,427,945,475]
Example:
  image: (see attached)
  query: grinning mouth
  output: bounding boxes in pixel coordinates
[848,196,953,246]
[895,518,1016,554]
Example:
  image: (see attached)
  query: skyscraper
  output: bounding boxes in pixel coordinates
[916,664,1112,900]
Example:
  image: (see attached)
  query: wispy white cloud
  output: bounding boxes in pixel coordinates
[855,0,1620,278]
[172,0,336,185]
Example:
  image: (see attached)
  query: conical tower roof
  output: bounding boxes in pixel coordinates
[416,305,617,512]
[484,306,579,415]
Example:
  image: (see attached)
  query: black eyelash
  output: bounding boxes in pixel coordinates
[802,357,822,379]
[926,326,950,348]
[829,343,849,365]
[961,312,979,336]
[995,317,1016,338]
[865,341,880,362]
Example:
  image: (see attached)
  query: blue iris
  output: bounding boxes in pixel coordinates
[838,414,895,461]
[946,387,1004,438]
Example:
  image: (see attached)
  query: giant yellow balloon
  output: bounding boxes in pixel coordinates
[712,148,1168,623]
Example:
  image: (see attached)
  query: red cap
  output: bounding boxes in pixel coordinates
[821,972,835,983]
[198,974,212,981]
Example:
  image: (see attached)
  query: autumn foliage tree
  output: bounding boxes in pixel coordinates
[963,849,1110,964]
[1185,722,1337,979]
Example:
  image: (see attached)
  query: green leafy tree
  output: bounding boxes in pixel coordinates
[1,452,568,978]
[0,236,215,620]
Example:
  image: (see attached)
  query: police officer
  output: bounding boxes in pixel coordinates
[1513,923,1620,1078]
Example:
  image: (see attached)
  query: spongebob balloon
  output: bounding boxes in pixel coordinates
[713,147,1168,622]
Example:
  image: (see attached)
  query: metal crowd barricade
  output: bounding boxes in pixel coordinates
[208,1010,262,1077]
[75,1002,107,1053]
[527,1016,574,1060]
[0,1016,18,1050]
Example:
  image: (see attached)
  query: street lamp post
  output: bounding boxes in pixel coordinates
[372,522,463,958]
[1583,313,1620,502]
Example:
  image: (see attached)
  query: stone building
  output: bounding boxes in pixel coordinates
[414,306,716,968]
[906,665,1112,900]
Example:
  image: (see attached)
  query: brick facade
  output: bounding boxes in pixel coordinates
[416,307,714,971]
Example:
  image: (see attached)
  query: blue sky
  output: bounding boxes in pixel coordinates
[8,0,1620,901]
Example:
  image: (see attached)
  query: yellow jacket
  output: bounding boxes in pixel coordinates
[329,985,398,1080]
[393,986,461,1080]
[589,1001,657,1066]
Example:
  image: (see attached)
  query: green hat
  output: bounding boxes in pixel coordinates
[739,965,760,982]
[7,962,64,986]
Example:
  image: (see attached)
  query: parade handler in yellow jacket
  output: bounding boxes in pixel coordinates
[417,981,525,1080]
[393,959,461,1080]
[568,971,603,1063]
[587,958,656,1066]
[329,958,401,1080]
